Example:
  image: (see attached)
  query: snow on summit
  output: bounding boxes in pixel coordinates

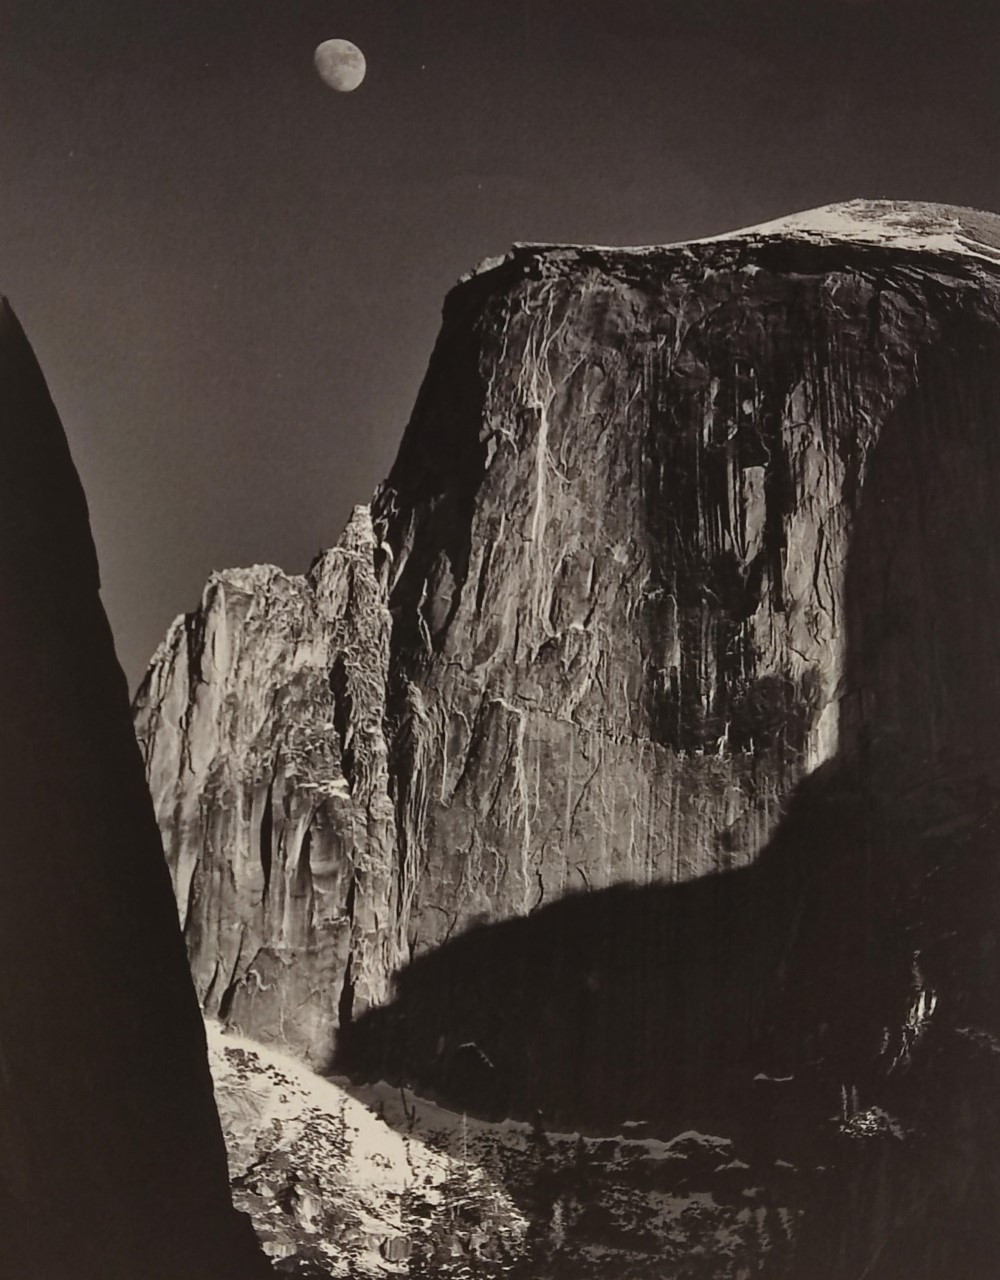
[471,200,1000,282]
[704,198,1000,265]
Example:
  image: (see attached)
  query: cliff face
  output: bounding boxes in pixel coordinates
[136,200,1000,1274]
[375,227,884,946]
[139,506,399,1065]
[0,300,272,1277]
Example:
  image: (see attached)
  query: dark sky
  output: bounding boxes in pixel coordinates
[2,0,999,688]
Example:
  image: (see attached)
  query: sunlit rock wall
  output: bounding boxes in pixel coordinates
[137,202,1000,1276]
[137,506,399,1064]
[137,203,1000,1093]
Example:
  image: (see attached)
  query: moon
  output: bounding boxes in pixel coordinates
[314,39,367,93]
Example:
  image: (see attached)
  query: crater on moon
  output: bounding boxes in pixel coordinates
[314,38,366,93]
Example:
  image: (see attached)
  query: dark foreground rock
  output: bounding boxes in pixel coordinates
[0,300,272,1278]
[137,201,1000,1277]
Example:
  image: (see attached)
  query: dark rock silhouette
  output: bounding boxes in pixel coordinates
[0,300,272,1278]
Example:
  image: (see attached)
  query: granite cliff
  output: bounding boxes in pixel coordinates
[137,508,400,1065]
[0,300,273,1277]
[136,200,1000,1276]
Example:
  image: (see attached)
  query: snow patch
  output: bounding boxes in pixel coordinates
[702,199,1000,265]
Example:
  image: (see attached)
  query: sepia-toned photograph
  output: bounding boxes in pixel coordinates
[1,2,998,1276]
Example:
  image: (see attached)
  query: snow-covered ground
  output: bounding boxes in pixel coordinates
[208,1021,527,1275]
[206,1022,801,1278]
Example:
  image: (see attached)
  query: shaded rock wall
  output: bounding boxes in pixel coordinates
[0,300,272,1278]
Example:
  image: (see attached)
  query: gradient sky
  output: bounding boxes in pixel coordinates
[2,0,999,687]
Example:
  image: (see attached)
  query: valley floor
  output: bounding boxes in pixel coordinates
[207,1022,799,1278]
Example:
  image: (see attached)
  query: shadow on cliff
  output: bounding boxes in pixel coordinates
[340,763,901,1134]
[338,276,1000,1277]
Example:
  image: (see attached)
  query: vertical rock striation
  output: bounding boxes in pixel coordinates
[137,201,1000,1275]
[138,506,399,1068]
[0,299,272,1278]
